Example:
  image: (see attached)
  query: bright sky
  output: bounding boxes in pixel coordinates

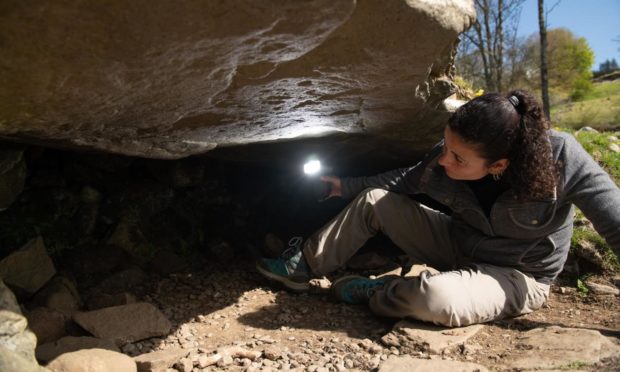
[517,0,620,68]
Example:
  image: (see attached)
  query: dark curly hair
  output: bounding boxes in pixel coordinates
[448,89,558,200]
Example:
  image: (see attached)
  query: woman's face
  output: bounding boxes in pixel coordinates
[438,127,508,181]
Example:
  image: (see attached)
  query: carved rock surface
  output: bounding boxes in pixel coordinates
[0,0,474,159]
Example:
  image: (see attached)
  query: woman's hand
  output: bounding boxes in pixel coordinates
[320,175,342,198]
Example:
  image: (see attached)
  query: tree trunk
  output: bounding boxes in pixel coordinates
[538,0,550,119]
[496,0,504,92]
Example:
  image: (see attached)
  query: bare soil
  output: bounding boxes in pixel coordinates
[128,261,620,371]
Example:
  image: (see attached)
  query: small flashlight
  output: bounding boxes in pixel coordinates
[303,160,321,175]
[303,158,330,201]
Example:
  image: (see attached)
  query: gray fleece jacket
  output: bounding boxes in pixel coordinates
[341,130,620,284]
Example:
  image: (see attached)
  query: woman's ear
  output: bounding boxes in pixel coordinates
[488,158,510,174]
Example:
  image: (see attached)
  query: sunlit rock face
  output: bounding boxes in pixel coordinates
[0,0,474,159]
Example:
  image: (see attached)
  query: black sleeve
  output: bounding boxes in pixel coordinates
[340,141,444,198]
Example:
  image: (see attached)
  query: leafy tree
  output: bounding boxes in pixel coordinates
[597,58,619,74]
[519,28,594,101]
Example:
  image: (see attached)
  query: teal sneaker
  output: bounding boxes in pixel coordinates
[331,275,385,304]
[256,237,311,292]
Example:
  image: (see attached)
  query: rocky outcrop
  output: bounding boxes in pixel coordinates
[0,0,475,159]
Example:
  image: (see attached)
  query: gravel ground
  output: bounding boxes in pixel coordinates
[118,260,619,371]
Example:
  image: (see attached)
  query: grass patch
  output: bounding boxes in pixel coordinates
[561,360,589,370]
[552,80,620,130]
[569,130,620,185]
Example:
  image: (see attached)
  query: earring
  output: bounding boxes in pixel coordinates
[492,172,503,181]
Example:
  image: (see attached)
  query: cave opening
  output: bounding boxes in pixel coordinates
[0,135,442,366]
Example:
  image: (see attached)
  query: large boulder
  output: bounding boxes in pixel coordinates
[0,0,475,159]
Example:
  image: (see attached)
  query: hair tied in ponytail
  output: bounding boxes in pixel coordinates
[508,95,519,108]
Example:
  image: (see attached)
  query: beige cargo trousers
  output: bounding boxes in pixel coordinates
[302,188,550,327]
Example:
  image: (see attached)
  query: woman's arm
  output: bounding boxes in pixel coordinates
[339,141,444,198]
[560,134,620,257]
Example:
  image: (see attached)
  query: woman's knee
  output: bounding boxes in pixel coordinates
[413,276,466,326]
[360,188,411,214]
[360,188,389,202]
[370,274,466,327]
[399,273,475,327]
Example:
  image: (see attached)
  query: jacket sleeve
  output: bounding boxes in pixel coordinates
[340,141,443,198]
[560,134,620,258]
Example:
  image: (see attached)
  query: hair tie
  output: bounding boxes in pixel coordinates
[508,95,519,108]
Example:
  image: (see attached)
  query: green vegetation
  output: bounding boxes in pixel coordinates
[562,360,589,370]
[571,132,620,274]
[570,131,620,184]
[552,80,620,130]
[571,212,620,273]
[575,277,589,296]
[554,80,620,276]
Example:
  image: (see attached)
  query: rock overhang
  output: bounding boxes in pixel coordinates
[0,0,475,159]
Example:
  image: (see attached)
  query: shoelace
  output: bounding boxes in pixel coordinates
[280,237,303,259]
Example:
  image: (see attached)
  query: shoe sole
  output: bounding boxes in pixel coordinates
[255,261,310,293]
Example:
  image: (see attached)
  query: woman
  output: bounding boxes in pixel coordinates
[257,89,620,327]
